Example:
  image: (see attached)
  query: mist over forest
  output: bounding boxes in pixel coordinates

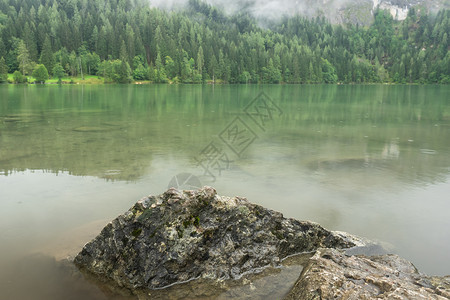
[0,0,448,84]
[148,0,355,19]
[149,0,449,23]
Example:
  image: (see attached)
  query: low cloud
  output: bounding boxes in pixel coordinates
[149,0,362,20]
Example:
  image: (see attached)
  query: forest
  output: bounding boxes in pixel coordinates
[0,0,448,84]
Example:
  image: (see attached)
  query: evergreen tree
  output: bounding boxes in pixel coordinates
[17,40,33,76]
[208,54,217,82]
[147,63,156,82]
[117,60,132,83]
[23,22,38,62]
[321,58,338,83]
[0,39,5,61]
[120,40,128,62]
[165,56,177,79]
[68,51,78,76]
[0,57,8,83]
[0,0,445,84]
[155,53,167,83]
[197,46,204,79]
[52,63,66,83]
[40,36,55,75]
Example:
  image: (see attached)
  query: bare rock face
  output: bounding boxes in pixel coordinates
[285,248,450,299]
[74,187,355,291]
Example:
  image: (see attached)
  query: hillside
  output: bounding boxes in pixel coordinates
[0,0,448,84]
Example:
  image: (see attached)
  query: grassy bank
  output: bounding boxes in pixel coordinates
[2,73,447,85]
[6,74,105,84]
[3,73,224,85]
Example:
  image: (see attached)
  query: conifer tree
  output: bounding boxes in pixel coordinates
[17,40,33,75]
[40,36,55,75]
[0,57,8,83]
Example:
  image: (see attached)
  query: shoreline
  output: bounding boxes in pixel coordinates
[2,75,448,86]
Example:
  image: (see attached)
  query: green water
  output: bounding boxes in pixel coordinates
[0,84,449,299]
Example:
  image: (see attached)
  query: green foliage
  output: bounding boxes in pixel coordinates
[17,40,33,75]
[321,59,338,84]
[118,60,133,83]
[155,53,168,83]
[12,70,26,83]
[147,63,157,82]
[238,71,251,84]
[0,57,8,83]
[133,63,148,80]
[0,0,446,84]
[40,37,55,75]
[164,56,177,79]
[86,52,101,75]
[100,59,132,83]
[0,37,5,60]
[52,63,66,83]
[262,59,282,83]
[32,64,49,83]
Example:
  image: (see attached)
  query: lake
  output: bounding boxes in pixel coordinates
[0,84,449,299]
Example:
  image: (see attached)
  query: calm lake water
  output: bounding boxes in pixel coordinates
[0,84,449,299]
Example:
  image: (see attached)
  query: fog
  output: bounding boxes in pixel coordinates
[148,0,365,20]
[147,0,449,23]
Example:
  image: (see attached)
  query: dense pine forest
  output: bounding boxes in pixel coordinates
[0,0,448,84]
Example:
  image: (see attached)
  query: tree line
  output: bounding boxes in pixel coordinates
[0,0,448,84]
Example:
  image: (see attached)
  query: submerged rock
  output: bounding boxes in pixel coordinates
[285,248,450,300]
[74,187,355,291]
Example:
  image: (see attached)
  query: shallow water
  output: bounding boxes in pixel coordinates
[0,84,449,299]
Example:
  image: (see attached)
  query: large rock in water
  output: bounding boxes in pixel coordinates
[74,187,356,291]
